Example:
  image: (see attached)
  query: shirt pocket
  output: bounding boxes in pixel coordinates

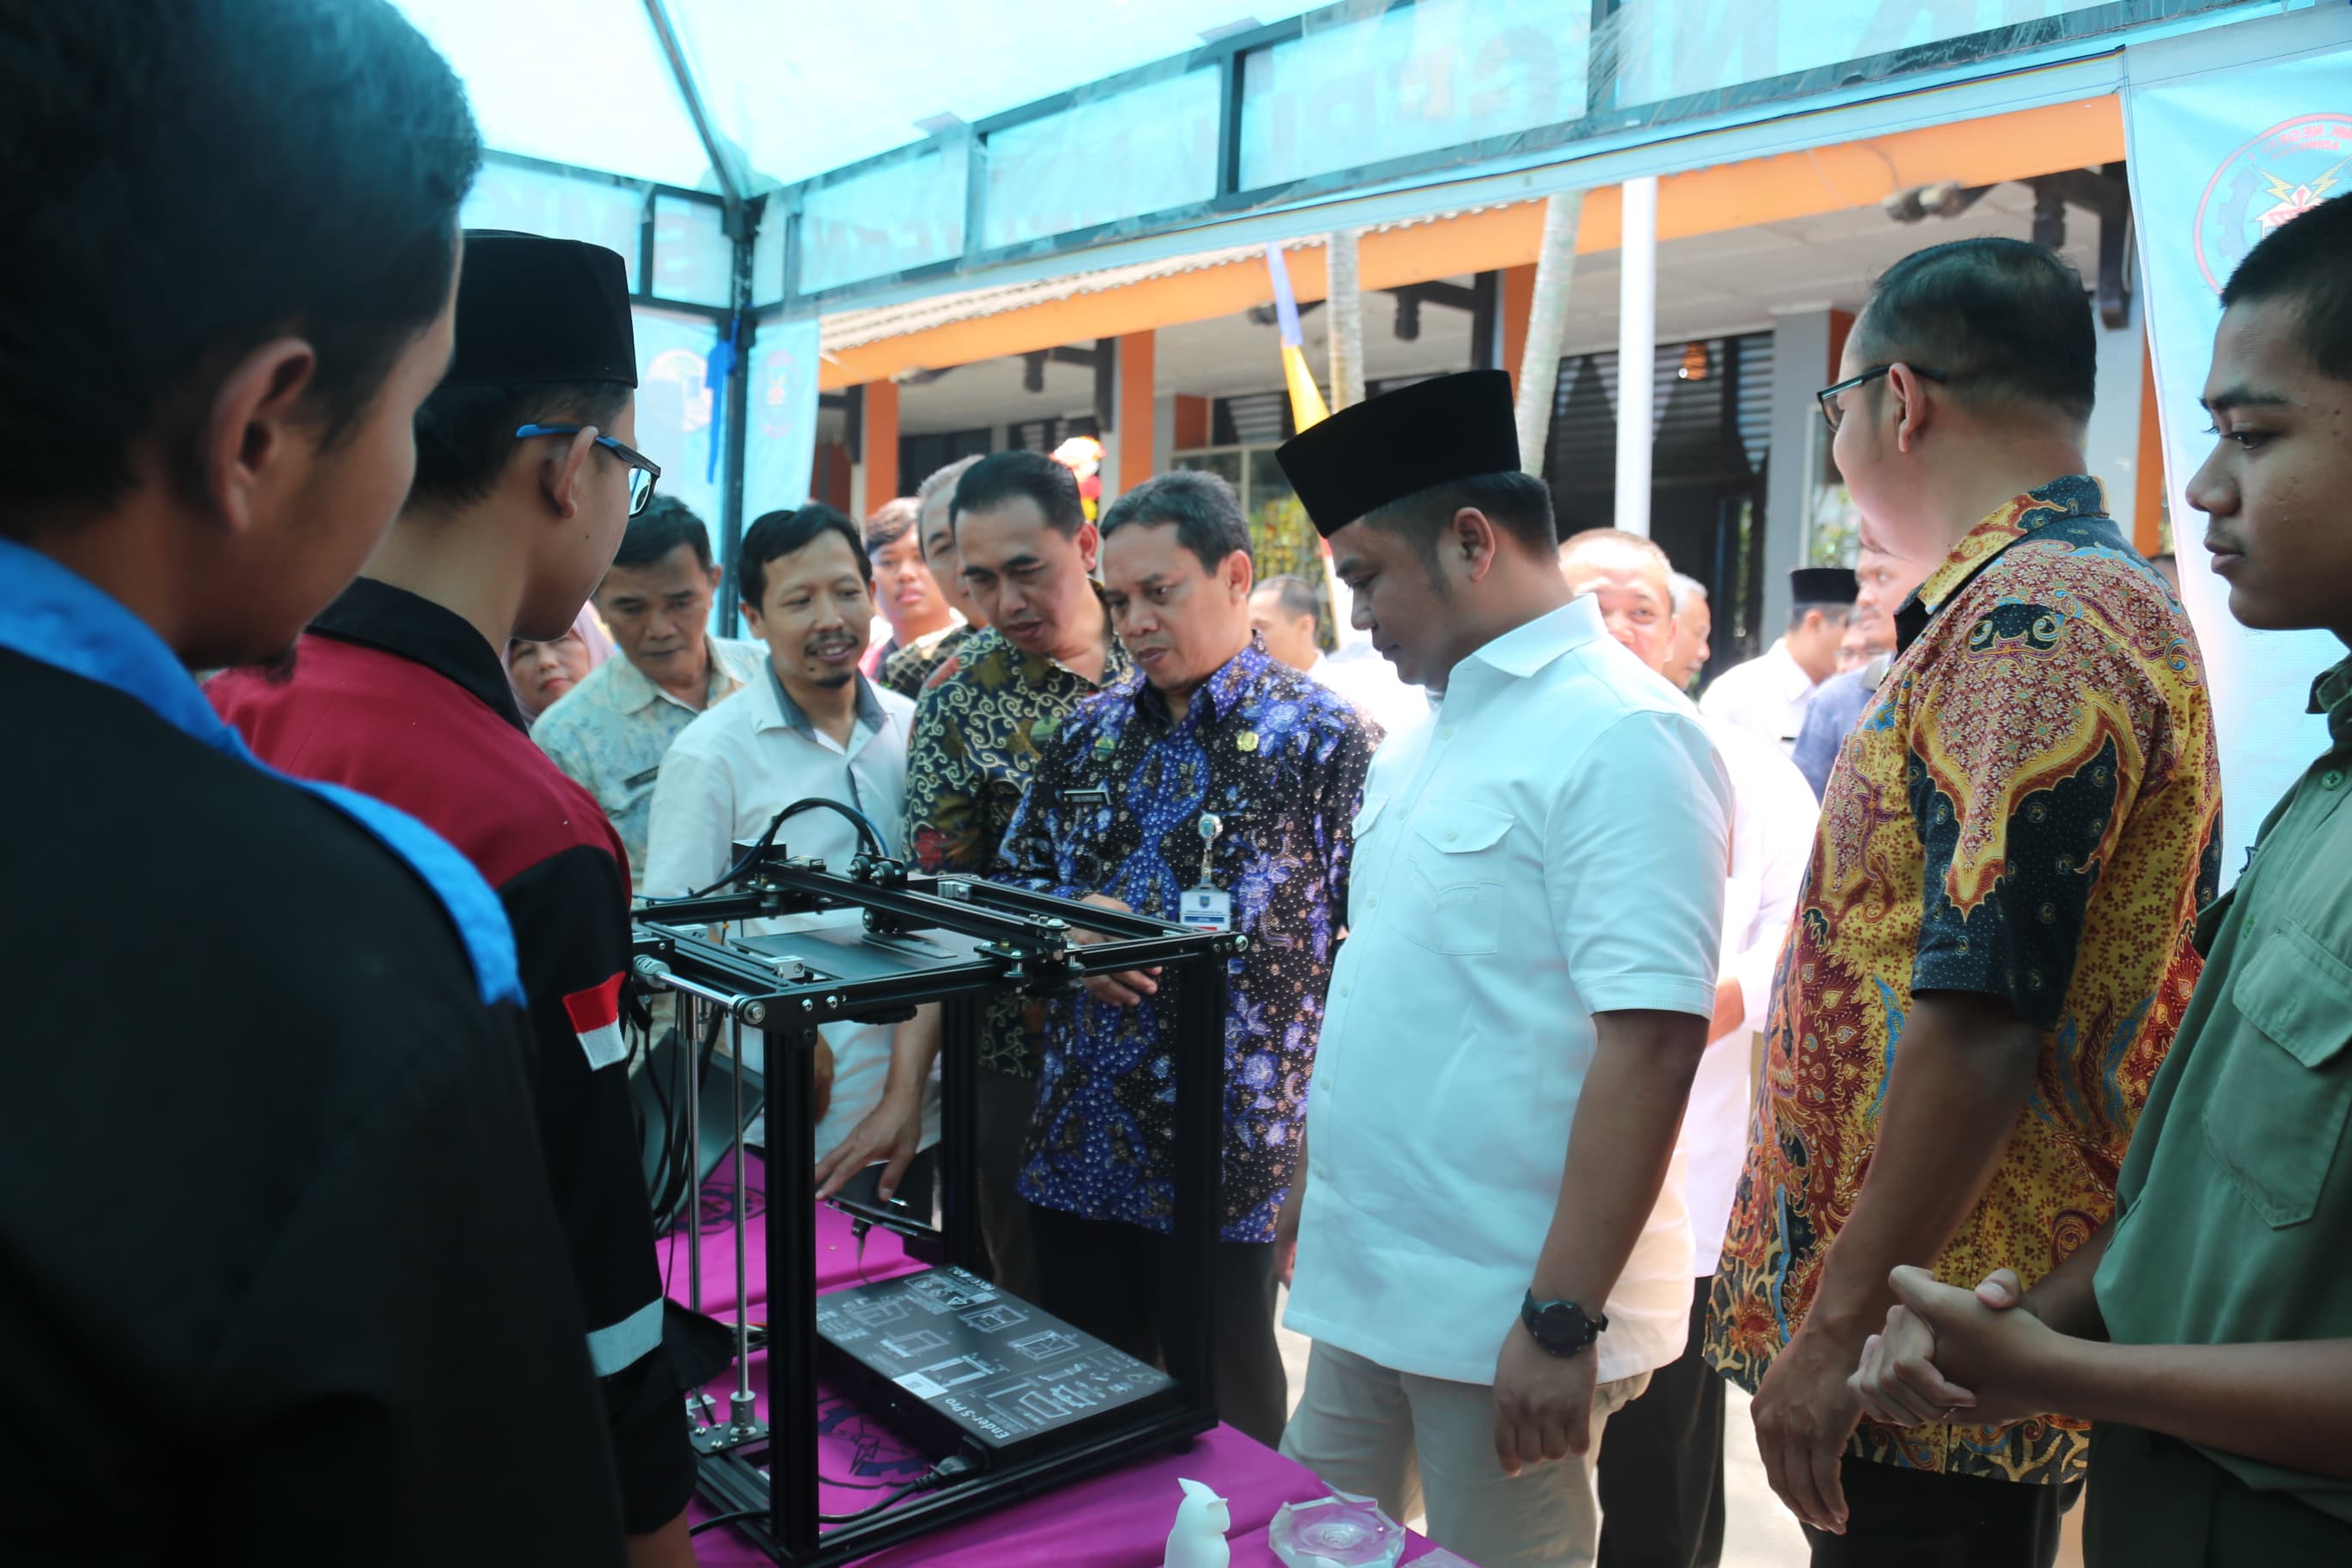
[2202,919,2352,1228]
[1397,801,1516,957]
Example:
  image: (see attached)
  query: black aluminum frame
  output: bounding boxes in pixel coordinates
[631,855,1241,1565]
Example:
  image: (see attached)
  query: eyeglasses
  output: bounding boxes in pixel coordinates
[514,424,662,516]
[1816,364,1949,434]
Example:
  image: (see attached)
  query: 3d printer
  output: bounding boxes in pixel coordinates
[630,818,1242,1565]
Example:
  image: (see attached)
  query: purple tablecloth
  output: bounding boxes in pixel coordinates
[671,1160,1458,1565]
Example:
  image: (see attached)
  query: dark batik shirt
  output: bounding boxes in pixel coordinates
[1708,476,2223,1486]
[883,621,971,701]
[905,617,1131,1077]
[994,641,1378,1241]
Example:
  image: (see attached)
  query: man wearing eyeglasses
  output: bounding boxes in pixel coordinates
[1705,236,2221,1566]
[211,233,705,1568]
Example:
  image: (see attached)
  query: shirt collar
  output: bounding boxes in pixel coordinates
[1129,638,1270,728]
[1763,637,1819,698]
[2310,654,2352,750]
[1897,475,2110,653]
[0,538,523,1008]
[760,655,886,740]
[603,634,738,717]
[1466,595,1608,681]
[309,577,525,731]
[0,536,241,750]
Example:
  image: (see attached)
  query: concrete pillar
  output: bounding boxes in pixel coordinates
[1112,329,1157,498]
[1764,304,1840,638]
[1501,263,1538,400]
[851,378,899,518]
[1614,177,1658,538]
[2080,293,2147,545]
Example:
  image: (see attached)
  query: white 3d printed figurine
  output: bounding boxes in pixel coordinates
[1162,1477,1232,1568]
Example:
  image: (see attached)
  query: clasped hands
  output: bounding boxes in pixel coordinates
[1754,1265,2062,1534]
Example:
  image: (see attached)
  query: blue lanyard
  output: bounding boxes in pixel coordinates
[0,538,522,1008]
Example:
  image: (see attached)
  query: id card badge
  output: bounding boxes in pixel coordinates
[1179,885,1234,932]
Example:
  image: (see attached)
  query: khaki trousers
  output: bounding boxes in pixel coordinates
[1281,1339,1650,1568]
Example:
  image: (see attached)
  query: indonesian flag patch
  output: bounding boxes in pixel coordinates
[562,974,630,1071]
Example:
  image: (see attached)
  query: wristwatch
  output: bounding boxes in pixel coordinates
[1520,1290,1608,1357]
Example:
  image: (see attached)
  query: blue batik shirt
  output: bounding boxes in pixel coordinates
[994,639,1380,1241]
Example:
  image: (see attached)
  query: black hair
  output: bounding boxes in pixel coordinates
[739,505,869,607]
[1365,469,1557,573]
[863,495,921,554]
[2,0,481,534]
[611,494,712,572]
[1256,574,1320,622]
[408,381,633,511]
[1099,469,1253,575]
[951,450,1086,537]
[1851,237,2097,426]
[2221,194,2352,383]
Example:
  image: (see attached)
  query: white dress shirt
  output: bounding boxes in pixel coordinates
[1697,637,1821,755]
[1284,597,1731,1387]
[1681,717,1818,1276]
[1308,649,1430,741]
[642,662,937,1163]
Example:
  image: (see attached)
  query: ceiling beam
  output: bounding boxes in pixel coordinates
[640,0,744,209]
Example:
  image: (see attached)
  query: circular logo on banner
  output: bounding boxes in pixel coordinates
[2193,113,2352,293]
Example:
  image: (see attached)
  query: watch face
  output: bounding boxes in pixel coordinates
[1523,1295,1600,1355]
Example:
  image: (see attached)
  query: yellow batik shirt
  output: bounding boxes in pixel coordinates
[1706,476,2223,1485]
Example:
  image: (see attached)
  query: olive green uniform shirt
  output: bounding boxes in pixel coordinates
[2093,653,2352,1526]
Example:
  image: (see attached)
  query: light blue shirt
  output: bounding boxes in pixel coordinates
[534,635,766,887]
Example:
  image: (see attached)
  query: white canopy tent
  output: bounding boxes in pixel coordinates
[388,1,2341,869]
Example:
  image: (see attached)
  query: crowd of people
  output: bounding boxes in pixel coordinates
[5,4,2350,1567]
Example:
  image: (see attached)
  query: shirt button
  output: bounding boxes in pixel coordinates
[1439,726,1455,740]
[2324,769,2345,790]
[1367,893,1379,910]
[1338,983,1351,997]
[1443,829,1459,842]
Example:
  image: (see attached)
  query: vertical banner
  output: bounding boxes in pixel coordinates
[2122,7,2352,883]
[744,315,823,521]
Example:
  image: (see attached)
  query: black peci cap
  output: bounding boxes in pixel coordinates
[441,230,637,389]
[1791,566,1859,606]
[1275,370,1520,538]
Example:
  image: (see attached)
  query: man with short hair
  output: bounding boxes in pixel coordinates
[882,454,989,698]
[860,494,956,684]
[536,496,765,884]
[1707,236,2222,1565]
[995,471,1377,1446]
[1250,572,1430,736]
[1847,192,2352,1568]
[211,234,699,1568]
[644,505,937,1205]
[1790,544,1938,798]
[1558,528,1819,1568]
[1272,372,1730,1568]
[903,450,1130,1301]
[1664,573,1713,693]
[1699,567,1853,752]
[0,4,624,1559]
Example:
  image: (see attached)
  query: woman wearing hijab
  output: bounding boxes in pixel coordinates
[508,606,615,725]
